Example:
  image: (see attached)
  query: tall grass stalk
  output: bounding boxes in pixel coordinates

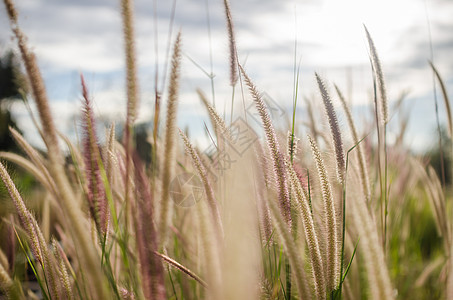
[364,26,389,250]
[198,89,230,141]
[81,75,109,237]
[240,65,292,228]
[0,161,59,298]
[121,0,139,238]
[316,74,345,183]
[287,160,326,299]
[222,0,238,123]
[159,32,182,248]
[308,136,340,292]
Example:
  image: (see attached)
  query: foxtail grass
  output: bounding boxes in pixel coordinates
[222,0,238,87]
[81,75,110,237]
[365,25,389,251]
[364,26,388,126]
[308,135,340,292]
[52,239,73,300]
[315,74,345,183]
[121,0,139,241]
[240,65,292,228]
[0,160,63,299]
[287,159,326,299]
[198,89,230,140]
[159,31,182,248]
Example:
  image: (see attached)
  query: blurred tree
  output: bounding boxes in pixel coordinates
[0,49,28,152]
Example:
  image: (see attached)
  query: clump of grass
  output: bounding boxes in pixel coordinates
[287,158,326,299]
[365,25,390,250]
[4,2,109,297]
[159,31,182,248]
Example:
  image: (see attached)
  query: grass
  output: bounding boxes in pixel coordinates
[0,0,452,299]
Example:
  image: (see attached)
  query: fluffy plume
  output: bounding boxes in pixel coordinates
[308,135,339,292]
[121,0,139,237]
[316,74,345,183]
[198,89,231,140]
[52,239,74,300]
[81,75,109,237]
[223,0,238,86]
[159,31,182,247]
[364,25,388,126]
[154,251,207,288]
[0,161,62,298]
[7,19,61,162]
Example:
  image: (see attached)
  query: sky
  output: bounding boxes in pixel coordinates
[0,0,452,152]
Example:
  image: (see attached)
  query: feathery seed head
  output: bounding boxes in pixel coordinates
[159,31,182,247]
[3,0,18,24]
[364,26,388,125]
[122,0,139,125]
[308,135,340,291]
[223,0,238,86]
[287,160,326,298]
[81,75,109,236]
[316,73,345,183]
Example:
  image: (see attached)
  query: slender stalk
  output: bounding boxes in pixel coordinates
[4,2,109,297]
[121,0,139,240]
[159,32,182,247]
[308,136,339,292]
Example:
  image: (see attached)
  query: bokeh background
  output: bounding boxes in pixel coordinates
[0,0,452,152]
